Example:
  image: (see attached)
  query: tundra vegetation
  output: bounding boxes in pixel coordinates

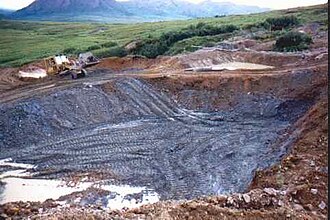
[274,31,313,52]
[0,4,327,67]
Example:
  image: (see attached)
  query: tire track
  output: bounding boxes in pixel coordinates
[0,78,305,200]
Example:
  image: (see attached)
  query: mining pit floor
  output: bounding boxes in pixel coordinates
[0,30,328,219]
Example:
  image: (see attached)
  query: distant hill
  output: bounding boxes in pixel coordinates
[11,0,269,22]
[0,8,14,19]
[0,9,14,15]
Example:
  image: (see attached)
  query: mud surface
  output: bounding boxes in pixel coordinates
[0,75,313,201]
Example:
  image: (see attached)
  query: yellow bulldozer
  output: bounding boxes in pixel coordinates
[44,54,87,79]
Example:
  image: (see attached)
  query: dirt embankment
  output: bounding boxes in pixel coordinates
[145,63,327,112]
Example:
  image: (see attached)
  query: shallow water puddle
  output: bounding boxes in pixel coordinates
[185,62,274,72]
[211,62,274,71]
[0,158,36,179]
[102,185,159,210]
[0,158,35,170]
[0,158,159,209]
[0,177,92,204]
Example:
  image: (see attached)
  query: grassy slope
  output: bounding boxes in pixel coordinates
[0,4,327,67]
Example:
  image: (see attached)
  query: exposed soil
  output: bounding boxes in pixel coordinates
[0,28,327,219]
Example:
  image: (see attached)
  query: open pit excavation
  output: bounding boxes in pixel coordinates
[0,37,328,218]
[0,77,312,201]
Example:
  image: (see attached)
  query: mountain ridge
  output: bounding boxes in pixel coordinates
[11,0,269,22]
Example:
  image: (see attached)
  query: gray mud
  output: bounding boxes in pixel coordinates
[0,78,312,200]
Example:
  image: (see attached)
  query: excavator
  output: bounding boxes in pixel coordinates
[43,53,99,79]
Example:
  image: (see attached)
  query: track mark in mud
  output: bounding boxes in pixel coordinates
[0,78,313,201]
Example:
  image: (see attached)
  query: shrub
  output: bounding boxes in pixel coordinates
[87,45,102,51]
[274,31,312,52]
[265,16,300,31]
[253,30,286,41]
[185,23,239,36]
[204,42,216,47]
[311,8,328,15]
[243,21,271,31]
[108,46,127,57]
[94,46,127,58]
[62,47,82,55]
[100,41,118,48]
[166,34,229,56]
[136,41,168,58]
[132,23,239,58]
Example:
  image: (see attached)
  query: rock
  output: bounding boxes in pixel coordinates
[278,200,284,207]
[0,214,8,219]
[209,116,224,121]
[315,53,328,61]
[318,201,326,210]
[263,188,278,196]
[293,204,304,211]
[21,208,31,215]
[188,201,199,210]
[158,210,173,220]
[280,190,287,196]
[310,189,318,195]
[319,167,328,174]
[305,204,313,211]
[227,197,234,205]
[124,41,141,52]
[242,194,251,203]
[4,206,19,216]
[271,198,278,205]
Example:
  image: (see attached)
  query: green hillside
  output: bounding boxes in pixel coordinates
[0,3,327,67]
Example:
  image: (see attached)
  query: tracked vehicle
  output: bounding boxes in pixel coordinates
[44,54,87,79]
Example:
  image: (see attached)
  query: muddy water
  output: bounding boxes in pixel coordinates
[211,62,274,71]
[186,62,274,72]
[0,78,312,203]
[0,177,159,209]
[0,159,159,209]
[0,177,91,204]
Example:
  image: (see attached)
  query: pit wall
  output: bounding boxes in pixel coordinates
[145,66,327,112]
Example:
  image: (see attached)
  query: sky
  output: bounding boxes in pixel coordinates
[0,0,327,10]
